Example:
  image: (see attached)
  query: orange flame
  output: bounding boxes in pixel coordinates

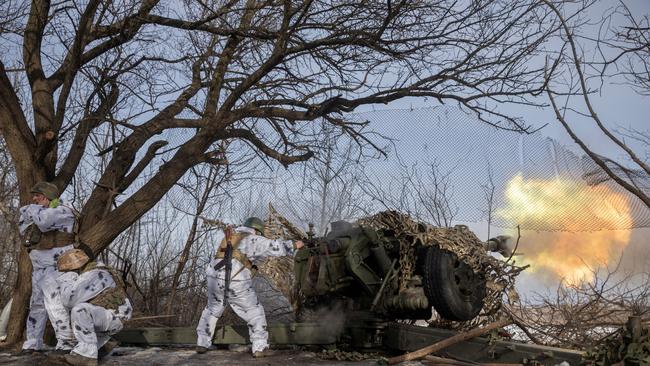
[497,174,632,285]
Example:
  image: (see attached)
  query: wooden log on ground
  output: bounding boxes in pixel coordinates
[387,318,512,364]
[127,315,177,322]
[423,355,478,365]
[424,355,523,366]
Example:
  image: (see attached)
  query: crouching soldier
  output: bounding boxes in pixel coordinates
[196,217,303,357]
[18,181,75,354]
[43,249,132,366]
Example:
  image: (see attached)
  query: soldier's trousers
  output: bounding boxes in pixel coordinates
[22,246,72,350]
[196,272,268,353]
[68,303,123,358]
[42,276,77,351]
[43,281,123,358]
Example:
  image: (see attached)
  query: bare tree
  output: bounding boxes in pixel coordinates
[280,125,370,234]
[0,0,574,344]
[363,157,458,227]
[542,0,650,208]
[480,162,496,240]
[165,162,230,317]
[105,196,220,327]
[508,261,650,350]
[0,138,19,304]
[597,3,650,96]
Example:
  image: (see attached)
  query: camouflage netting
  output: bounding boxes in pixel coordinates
[318,349,382,361]
[357,211,525,324]
[583,321,650,365]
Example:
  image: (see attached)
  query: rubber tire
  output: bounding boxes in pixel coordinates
[421,246,486,321]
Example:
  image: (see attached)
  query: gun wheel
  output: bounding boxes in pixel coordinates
[421,246,486,321]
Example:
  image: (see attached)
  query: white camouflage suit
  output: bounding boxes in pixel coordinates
[196,226,296,353]
[42,263,133,358]
[18,202,74,351]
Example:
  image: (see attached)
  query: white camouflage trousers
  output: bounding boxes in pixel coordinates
[22,245,72,350]
[68,303,123,358]
[196,266,268,353]
[42,276,76,350]
[42,279,124,358]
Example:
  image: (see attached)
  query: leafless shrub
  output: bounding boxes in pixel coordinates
[363,157,459,227]
[507,259,650,350]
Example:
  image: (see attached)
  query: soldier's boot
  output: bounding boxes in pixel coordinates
[195,346,208,354]
[63,352,98,366]
[252,348,275,358]
[98,339,118,359]
[13,349,37,357]
[47,348,72,363]
[50,349,72,355]
[228,344,251,353]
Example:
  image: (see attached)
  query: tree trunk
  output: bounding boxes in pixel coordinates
[4,249,32,347]
[2,179,44,347]
[1,54,54,348]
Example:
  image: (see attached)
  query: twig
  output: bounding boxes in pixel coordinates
[268,203,307,239]
[423,355,480,365]
[424,356,523,366]
[127,314,177,322]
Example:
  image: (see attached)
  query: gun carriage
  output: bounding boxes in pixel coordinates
[294,217,491,322]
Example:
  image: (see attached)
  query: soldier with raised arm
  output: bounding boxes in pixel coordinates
[17,182,75,355]
[196,217,304,357]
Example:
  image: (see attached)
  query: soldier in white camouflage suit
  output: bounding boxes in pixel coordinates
[196,217,303,357]
[17,181,75,355]
[43,249,132,366]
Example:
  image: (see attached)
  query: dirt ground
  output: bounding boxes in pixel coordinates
[0,347,426,366]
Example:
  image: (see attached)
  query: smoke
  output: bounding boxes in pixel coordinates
[512,230,630,286]
[497,174,634,285]
[618,228,650,277]
[301,301,347,337]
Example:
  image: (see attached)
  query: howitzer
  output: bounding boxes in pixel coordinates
[294,214,512,321]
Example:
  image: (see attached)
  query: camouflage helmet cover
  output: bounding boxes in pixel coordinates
[243,217,265,234]
[30,181,59,200]
[57,249,89,271]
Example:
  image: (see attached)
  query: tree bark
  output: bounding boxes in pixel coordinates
[3,251,32,347]
[0,63,44,344]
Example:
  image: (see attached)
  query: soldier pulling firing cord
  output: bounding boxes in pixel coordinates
[195,217,303,358]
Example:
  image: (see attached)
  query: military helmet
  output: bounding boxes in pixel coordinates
[57,249,90,271]
[243,217,265,234]
[30,181,59,200]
